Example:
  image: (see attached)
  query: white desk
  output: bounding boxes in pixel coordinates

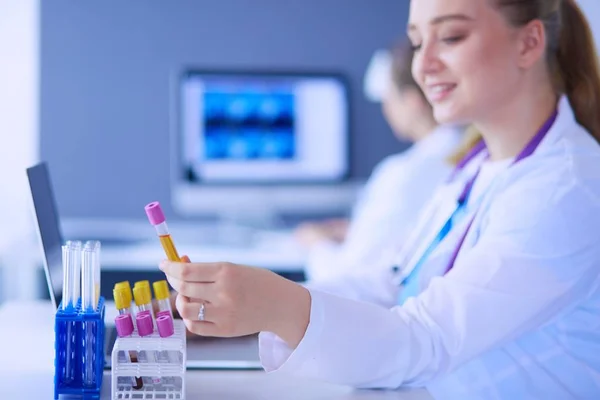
[65,218,306,272]
[0,302,432,400]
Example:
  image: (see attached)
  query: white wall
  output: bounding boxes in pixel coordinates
[0,0,40,301]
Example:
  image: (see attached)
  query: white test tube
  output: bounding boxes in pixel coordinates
[82,247,97,387]
[66,240,82,306]
[82,247,95,311]
[61,243,78,384]
[61,245,74,311]
[85,240,101,308]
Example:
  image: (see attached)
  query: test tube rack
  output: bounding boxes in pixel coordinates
[54,297,106,400]
[111,319,187,399]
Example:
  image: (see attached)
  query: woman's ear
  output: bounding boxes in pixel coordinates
[516,19,547,69]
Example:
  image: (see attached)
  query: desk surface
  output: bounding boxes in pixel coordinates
[31,218,308,272]
[0,302,432,400]
[2,370,431,400]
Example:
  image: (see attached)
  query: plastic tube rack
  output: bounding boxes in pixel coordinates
[111,319,186,399]
[54,297,106,399]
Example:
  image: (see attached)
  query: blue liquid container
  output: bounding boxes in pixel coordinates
[54,297,105,399]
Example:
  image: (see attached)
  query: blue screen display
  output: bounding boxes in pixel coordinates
[203,90,295,160]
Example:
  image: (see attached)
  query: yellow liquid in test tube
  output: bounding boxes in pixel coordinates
[159,234,181,262]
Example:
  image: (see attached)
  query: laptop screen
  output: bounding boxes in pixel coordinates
[26,162,64,308]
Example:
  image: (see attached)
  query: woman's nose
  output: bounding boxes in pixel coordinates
[413,41,444,78]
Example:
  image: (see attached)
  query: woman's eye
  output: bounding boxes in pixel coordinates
[411,43,422,52]
[442,35,465,44]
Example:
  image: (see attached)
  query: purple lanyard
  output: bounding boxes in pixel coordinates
[442,110,558,274]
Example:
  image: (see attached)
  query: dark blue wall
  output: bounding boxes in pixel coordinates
[41,0,410,219]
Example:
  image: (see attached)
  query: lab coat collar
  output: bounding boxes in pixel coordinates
[535,95,576,153]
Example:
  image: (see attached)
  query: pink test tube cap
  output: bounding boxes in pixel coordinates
[136,313,154,337]
[145,201,165,225]
[156,310,171,319]
[115,314,134,337]
[157,315,175,338]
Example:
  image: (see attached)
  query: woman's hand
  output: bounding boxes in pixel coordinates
[159,260,311,348]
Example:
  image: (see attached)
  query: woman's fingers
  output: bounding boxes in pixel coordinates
[176,294,210,320]
[176,294,225,337]
[183,318,221,337]
[166,275,218,300]
[159,260,225,282]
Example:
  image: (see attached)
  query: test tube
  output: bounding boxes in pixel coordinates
[114,285,143,389]
[136,313,161,385]
[145,201,181,261]
[82,247,95,312]
[85,240,101,309]
[82,247,97,387]
[114,282,134,315]
[133,280,154,319]
[61,244,75,311]
[153,280,172,319]
[66,240,82,306]
[61,243,77,384]
[115,313,144,390]
[157,314,179,366]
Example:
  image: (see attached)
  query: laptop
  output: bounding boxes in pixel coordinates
[26,162,261,369]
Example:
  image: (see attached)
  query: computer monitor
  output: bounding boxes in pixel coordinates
[172,70,358,217]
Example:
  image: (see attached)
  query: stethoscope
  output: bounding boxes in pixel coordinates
[390,110,559,298]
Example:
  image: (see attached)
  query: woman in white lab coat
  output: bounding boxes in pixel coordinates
[159,0,600,398]
[296,42,462,282]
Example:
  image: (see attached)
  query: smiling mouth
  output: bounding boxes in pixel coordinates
[427,84,457,103]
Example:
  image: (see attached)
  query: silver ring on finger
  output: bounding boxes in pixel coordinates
[197,303,206,321]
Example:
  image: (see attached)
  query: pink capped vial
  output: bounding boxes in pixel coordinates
[157,315,175,338]
[144,201,181,261]
[136,313,154,337]
[115,314,134,337]
[144,201,165,226]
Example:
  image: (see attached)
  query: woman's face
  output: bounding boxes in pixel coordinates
[408,0,522,124]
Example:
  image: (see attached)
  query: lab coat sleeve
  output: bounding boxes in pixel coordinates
[303,266,399,307]
[258,173,600,388]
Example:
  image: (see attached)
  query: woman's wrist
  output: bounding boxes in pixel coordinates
[267,277,311,348]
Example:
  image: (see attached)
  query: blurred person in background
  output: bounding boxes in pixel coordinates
[295,40,463,282]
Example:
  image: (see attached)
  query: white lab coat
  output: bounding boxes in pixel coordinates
[305,125,463,282]
[259,96,600,399]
